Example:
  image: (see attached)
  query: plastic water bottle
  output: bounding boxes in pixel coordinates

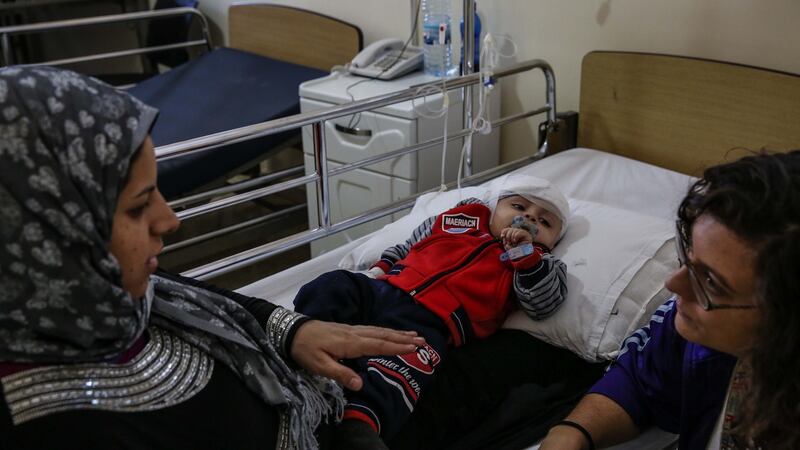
[421,0,458,77]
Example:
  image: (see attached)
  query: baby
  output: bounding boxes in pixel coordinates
[293,174,569,449]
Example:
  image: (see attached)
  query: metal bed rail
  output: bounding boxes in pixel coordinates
[0,7,213,67]
[159,58,557,280]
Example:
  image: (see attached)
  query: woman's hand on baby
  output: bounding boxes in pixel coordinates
[290,320,425,391]
[501,227,533,250]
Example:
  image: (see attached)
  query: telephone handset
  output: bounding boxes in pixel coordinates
[348,38,423,80]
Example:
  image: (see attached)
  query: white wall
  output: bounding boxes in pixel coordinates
[200,0,800,162]
[200,0,414,46]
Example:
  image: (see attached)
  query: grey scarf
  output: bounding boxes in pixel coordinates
[0,66,341,449]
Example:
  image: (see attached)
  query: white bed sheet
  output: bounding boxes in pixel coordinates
[238,232,372,308]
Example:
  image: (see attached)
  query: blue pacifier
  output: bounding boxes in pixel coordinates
[511,215,538,237]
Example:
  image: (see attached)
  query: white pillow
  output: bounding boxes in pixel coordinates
[600,239,677,359]
[501,199,676,361]
[339,190,677,362]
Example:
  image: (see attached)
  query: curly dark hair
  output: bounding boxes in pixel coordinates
[677,149,800,449]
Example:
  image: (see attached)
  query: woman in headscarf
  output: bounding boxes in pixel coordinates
[0,66,423,450]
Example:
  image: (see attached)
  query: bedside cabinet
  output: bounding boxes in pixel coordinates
[300,71,501,256]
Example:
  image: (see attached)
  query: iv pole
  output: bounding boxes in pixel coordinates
[410,0,476,175]
[462,0,475,176]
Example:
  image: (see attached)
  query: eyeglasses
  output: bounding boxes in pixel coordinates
[675,221,756,311]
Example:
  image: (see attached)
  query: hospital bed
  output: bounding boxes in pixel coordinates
[185,51,800,299]
[198,51,795,449]
[0,4,363,199]
[132,4,363,199]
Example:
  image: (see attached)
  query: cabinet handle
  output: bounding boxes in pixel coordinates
[334,123,372,137]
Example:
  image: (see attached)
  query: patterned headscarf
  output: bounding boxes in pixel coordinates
[0,65,156,360]
[0,67,341,449]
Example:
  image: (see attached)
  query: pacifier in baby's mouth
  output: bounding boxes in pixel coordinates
[500,216,539,261]
[511,215,538,238]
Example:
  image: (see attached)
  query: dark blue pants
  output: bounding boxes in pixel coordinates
[293,270,450,440]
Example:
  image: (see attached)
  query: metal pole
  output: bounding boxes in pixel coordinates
[537,65,558,157]
[16,40,207,68]
[462,0,475,176]
[1,34,12,66]
[410,0,420,46]
[0,7,205,35]
[168,164,303,209]
[312,122,331,231]
[0,8,213,68]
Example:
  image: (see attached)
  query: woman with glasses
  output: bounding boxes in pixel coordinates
[540,150,800,450]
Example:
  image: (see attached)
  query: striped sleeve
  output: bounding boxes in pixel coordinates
[371,197,484,272]
[512,253,568,320]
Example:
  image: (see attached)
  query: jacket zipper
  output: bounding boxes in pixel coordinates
[408,238,501,296]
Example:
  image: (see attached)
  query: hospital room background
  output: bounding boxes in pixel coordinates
[5,0,798,288]
[1,1,799,449]
[202,0,800,164]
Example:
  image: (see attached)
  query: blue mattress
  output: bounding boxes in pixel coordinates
[129,47,326,199]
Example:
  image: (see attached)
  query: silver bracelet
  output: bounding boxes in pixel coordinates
[266,308,307,357]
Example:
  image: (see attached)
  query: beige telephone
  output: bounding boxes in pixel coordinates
[349,38,423,80]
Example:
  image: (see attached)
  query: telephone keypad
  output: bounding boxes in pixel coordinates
[375,56,397,69]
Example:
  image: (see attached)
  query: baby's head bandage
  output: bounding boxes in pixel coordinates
[484,174,570,242]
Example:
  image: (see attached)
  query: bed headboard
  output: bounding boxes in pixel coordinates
[228,3,363,72]
[578,51,800,175]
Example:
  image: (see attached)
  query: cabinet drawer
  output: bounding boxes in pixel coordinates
[301,98,418,180]
[304,155,413,256]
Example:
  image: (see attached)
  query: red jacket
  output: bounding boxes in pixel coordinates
[380,203,544,345]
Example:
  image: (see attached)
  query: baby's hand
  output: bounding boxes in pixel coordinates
[501,227,533,250]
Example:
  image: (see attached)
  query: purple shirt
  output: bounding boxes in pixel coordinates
[590,299,737,449]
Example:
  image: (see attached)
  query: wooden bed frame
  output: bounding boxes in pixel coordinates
[578,51,800,175]
[228,3,363,71]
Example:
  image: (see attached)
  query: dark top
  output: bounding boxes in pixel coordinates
[590,299,737,449]
[1,360,279,450]
[0,271,309,450]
